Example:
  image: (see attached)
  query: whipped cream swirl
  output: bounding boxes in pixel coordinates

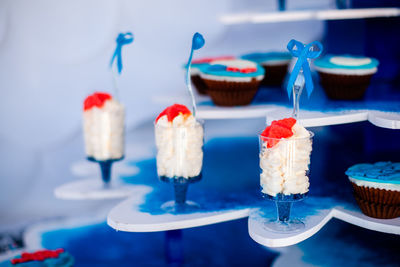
[260,123,312,196]
[155,114,203,179]
[83,99,125,161]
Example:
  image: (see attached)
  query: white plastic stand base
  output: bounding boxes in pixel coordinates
[54,179,151,200]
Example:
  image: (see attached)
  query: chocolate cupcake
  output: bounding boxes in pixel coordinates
[314,54,379,100]
[200,59,265,106]
[346,162,400,219]
[185,56,235,95]
[241,52,291,87]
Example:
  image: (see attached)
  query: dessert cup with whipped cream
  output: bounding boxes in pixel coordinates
[155,104,204,213]
[259,118,313,232]
[314,54,379,100]
[83,92,125,185]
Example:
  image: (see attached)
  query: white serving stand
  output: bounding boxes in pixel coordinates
[265,107,400,129]
[220,8,400,25]
[54,179,151,200]
[107,195,251,232]
[248,199,400,248]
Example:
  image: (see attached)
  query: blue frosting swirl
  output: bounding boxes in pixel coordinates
[202,61,265,78]
[241,52,292,64]
[345,162,400,184]
[314,54,379,70]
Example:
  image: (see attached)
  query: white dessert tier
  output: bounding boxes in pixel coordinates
[314,65,377,76]
[83,99,125,161]
[349,177,400,191]
[155,114,203,179]
[260,123,312,196]
[200,73,264,82]
[260,58,291,66]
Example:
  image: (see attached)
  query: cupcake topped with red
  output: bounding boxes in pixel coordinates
[9,248,74,267]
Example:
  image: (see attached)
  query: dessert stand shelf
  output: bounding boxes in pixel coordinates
[107,195,251,232]
[54,178,151,200]
[220,8,400,25]
[248,197,400,248]
[196,84,400,129]
[54,159,150,200]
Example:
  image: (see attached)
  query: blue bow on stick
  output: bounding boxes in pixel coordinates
[110,32,134,74]
[286,39,323,98]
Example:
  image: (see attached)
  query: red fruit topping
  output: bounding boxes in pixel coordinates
[83,92,112,111]
[261,118,297,148]
[226,66,240,72]
[155,104,192,123]
[240,67,257,73]
[11,249,64,264]
[192,56,235,64]
[273,117,296,129]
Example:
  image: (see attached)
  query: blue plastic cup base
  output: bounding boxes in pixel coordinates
[263,218,305,233]
[161,200,200,214]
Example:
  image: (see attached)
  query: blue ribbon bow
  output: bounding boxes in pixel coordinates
[110,32,134,74]
[286,39,323,98]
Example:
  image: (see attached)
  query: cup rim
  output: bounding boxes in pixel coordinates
[154,118,204,128]
[259,130,314,141]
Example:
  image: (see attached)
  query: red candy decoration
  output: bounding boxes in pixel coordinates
[192,56,235,64]
[11,248,65,265]
[83,92,112,111]
[226,66,257,74]
[155,104,192,123]
[226,66,240,72]
[261,118,297,148]
[240,67,257,74]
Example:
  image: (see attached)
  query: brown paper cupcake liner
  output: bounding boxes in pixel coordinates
[355,196,400,219]
[351,182,400,205]
[203,78,261,106]
[191,75,208,95]
[260,64,289,87]
[317,72,373,100]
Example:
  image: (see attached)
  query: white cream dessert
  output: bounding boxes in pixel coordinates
[155,104,203,179]
[259,118,313,197]
[83,92,125,161]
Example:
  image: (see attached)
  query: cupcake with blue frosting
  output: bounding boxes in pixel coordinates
[241,52,291,87]
[314,54,379,100]
[186,56,235,95]
[346,162,400,219]
[200,59,265,106]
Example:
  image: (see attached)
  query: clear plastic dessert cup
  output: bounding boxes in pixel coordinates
[259,131,314,232]
[154,120,204,213]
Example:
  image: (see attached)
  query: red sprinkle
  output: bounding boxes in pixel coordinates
[192,56,235,64]
[226,66,257,74]
[11,249,64,264]
[261,118,297,148]
[240,67,257,73]
[83,92,112,111]
[226,66,240,72]
[155,104,191,123]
